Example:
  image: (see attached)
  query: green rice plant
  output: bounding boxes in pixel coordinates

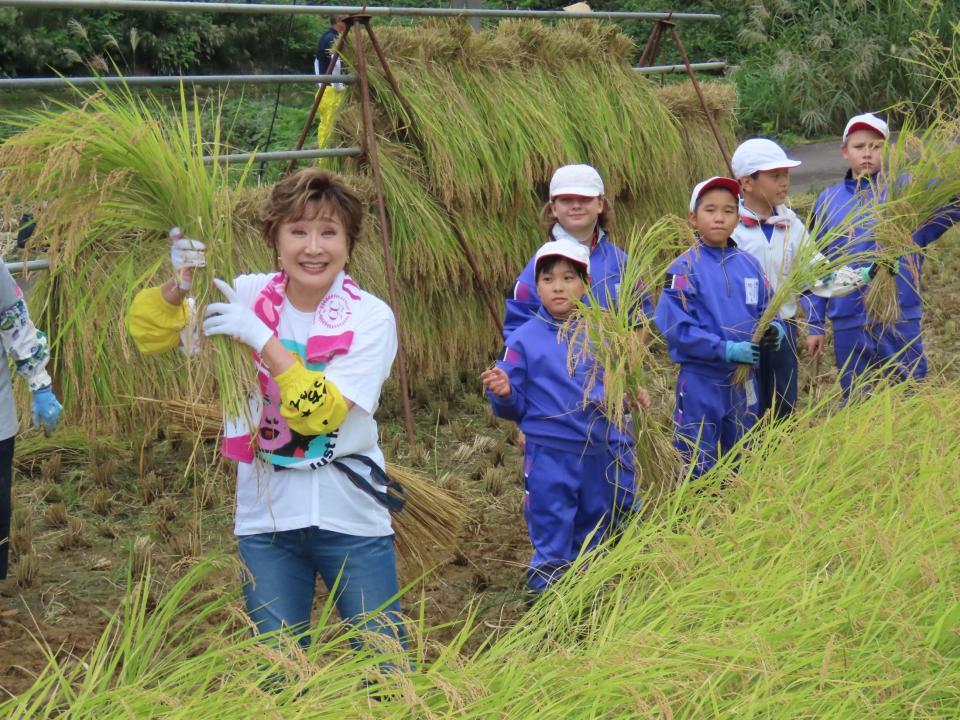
[6,379,960,716]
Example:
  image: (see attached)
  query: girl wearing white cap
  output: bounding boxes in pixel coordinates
[484,240,650,591]
[503,164,653,338]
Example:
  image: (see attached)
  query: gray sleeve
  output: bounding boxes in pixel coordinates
[0,261,20,312]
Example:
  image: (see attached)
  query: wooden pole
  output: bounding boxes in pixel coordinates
[353,16,417,445]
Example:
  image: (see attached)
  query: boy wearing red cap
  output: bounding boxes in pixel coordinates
[654,178,778,478]
[807,113,960,394]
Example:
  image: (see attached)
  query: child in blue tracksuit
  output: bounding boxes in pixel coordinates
[503,164,654,338]
[654,177,779,478]
[482,240,650,591]
[807,113,960,394]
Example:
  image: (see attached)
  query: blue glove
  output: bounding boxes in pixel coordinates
[725,340,760,365]
[32,386,62,434]
[761,321,785,351]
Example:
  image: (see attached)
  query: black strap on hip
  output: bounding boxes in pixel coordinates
[332,454,405,514]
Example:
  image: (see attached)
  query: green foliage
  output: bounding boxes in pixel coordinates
[0,6,328,77]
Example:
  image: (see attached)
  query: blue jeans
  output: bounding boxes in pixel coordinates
[237,527,405,650]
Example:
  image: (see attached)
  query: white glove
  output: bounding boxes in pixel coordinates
[169,227,206,291]
[202,278,274,353]
[811,265,868,299]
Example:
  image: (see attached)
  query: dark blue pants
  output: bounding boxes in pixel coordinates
[522,441,633,590]
[833,319,926,396]
[673,368,759,479]
[757,320,798,420]
[0,436,13,580]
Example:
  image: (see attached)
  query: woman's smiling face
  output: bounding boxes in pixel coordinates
[275,200,349,310]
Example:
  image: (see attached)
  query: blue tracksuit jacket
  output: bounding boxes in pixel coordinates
[488,307,633,589]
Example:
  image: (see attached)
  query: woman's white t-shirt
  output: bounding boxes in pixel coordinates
[231,273,397,538]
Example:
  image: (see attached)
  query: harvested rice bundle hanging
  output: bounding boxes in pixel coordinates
[0,83,265,426]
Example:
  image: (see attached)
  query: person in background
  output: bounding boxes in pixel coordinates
[314,15,348,151]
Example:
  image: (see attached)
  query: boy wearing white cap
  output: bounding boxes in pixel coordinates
[807,113,960,394]
[483,240,649,591]
[654,177,777,478]
[730,138,870,418]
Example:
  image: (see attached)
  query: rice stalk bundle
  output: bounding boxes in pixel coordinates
[861,119,960,326]
[0,82,267,429]
[732,207,890,386]
[386,463,465,569]
[562,220,687,495]
[13,428,126,475]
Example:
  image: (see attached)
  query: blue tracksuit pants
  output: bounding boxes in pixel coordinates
[673,367,759,479]
[833,319,926,395]
[757,320,798,420]
[522,440,634,590]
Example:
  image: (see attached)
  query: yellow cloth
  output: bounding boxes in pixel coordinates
[273,358,349,436]
[128,287,189,354]
[316,88,344,152]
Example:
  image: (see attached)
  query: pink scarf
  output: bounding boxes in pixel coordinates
[221,271,363,463]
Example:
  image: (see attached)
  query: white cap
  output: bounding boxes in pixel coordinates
[549,164,604,198]
[843,113,889,141]
[689,176,740,213]
[731,138,801,179]
[534,239,590,272]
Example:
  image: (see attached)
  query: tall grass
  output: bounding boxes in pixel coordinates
[5,378,959,716]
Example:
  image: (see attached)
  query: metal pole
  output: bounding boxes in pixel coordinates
[634,61,726,75]
[668,24,733,176]
[353,18,417,446]
[363,19,504,338]
[0,1,721,21]
[285,23,351,176]
[202,147,361,165]
[4,258,50,274]
[0,74,352,90]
